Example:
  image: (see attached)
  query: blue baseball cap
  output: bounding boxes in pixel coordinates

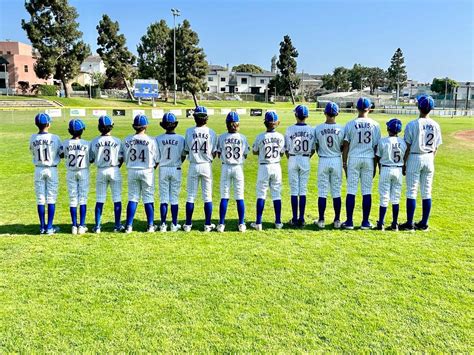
[162,112,177,123]
[194,106,208,116]
[386,118,402,133]
[417,95,435,112]
[356,97,372,110]
[264,111,278,122]
[226,111,240,123]
[294,105,309,119]
[69,119,86,132]
[133,114,149,127]
[35,113,51,125]
[98,115,113,127]
[324,102,339,116]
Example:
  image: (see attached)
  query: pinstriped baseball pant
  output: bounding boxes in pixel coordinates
[127,168,155,204]
[378,166,402,207]
[406,154,435,199]
[318,157,342,198]
[288,156,311,195]
[347,157,374,195]
[96,166,122,203]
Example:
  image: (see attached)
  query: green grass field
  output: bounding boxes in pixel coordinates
[0,107,472,351]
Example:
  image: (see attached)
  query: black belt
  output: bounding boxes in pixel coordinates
[320,155,341,158]
[289,154,310,157]
[36,165,57,167]
[382,165,402,168]
[410,152,433,154]
[260,162,279,165]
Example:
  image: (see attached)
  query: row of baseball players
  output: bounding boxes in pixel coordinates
[29,95,441,234]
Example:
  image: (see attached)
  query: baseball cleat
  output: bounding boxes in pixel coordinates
[387,223,399,231]
[316,220,325,229]
[414,222,429,231]
[250,222,262,231]
[124,225,133,234]
[92,226,101,234]
[216,224,225,233]
[275,223,284,229]
[399,222,415,232]
[183,224,192,233]
[288,219,299,228]
[374,222,385,231]
[298,220,306,228]
[159,223,167,233]
[333,220,341,229]
[238,223,247,233]
[113,225,125,233]
[341,221,354,230]
[78,226,88,235]
[360,221,373,230]
[204,224,216,232]
[147,225,157,233]
[170,223,181,232]
[39,228,46,235]
[71,226,78,235]
[46,226,60,235]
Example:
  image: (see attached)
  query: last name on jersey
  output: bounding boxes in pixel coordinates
[289,131,314,140]
[94,140,118,149]
[125,139,150,147]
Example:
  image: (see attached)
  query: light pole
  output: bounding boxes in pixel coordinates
[89,64,92,100]
[171,8,181,105]
[4,63,8,96]
[443,77,448,109]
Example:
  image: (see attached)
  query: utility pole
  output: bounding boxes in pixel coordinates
[443,77,448,109]
[171,8,181,105]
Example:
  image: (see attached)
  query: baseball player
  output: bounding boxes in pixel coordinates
[342,97,381,230]
[155,112,186,232]
[314,102,345,229]
[375,118,407,231]
[29,113,62,235]
[123,114,159,233]
[183,106,218,232]
[400,95,442,231]
[216,112,250,233]
[251,111,286,231]
[89,115,124,233]
[62,119,91,235]
[284,105,316,227]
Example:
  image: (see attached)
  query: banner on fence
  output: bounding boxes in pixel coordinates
[169,109,182,116]
[113,109,126,116]
[220,108,231,115]
[46,108,61,117]
[236,108,246,115]
[92,109,107,117]
[250,109,263,116]
[132,109,145,117]
[152,109,164,119]
[69,108,85,117]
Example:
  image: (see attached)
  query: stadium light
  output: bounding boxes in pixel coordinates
[171,8,181,105]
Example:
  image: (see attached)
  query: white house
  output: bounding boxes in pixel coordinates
[74,55,106,86]
[206,65,275,94]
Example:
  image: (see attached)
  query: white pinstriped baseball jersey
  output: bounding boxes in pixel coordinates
[376,137,407,166]
[404,118,442,153]
[314,123,344,157]
[62,138,91,171]
[217,132,250,165]
[184,126,217,164]
[252,131,285,164]
[344,117,381,158]
[30,133,62,167]
[123,134,159,169]
[90,135,123,168]
[285,124,316,156]
[156,133,185,167]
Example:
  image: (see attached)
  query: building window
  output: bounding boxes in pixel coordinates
[0,78,5,89]
[0,51,3,54]
[207,87,210,91]
[220,87,225,92]
[235,88,239,92]
[220,77,226,82]
[208,76,214,81]
[6,51,11,55]
[260,79,265,84]
[241,78,247,84]
[24,65,29,73]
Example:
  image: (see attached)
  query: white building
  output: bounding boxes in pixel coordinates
[206,65,275,94]
[74,55,106,86]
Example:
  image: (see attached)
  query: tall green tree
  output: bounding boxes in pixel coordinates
[387,48,408,94]
[276,35,300,104]
[137,20,170,99]
[332,67,350,92]
[97,14,136,100]
[349,64,368,91]
[232,64,264,73]
[165,19,207,106]
[22,0,90,98]
[366,67,386,95]
[431,77,459,96]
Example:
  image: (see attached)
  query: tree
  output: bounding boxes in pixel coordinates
[349,64,368,91]
[91,72,106,89]
[387,48,407,94]
[165,20,208,106]
[232,64,264,73]
[276,35,300,104]
[97,14,136,100]
[431,77,459,96]
[332,67,350,92]
[365,67,386,95]
[137,20,170,99]
[321,74,335,91]
[22,0,90,98]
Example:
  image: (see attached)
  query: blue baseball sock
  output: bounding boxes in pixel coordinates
[144,203,154,226]
[318,197,326,221]
[392,204,399,225]
[114,202,122,228]
[236,199,245,225]
[95,202,104,228]
[421,199,432,226]
[70,206,78,227]
[219,199,229,225]
[126,201,138,227]
[333,197,342,221]
[345,194,355,224]
[185,202,194,225]
[256,198,265,224]
[37,204,46,230]
[47,204,55,230]
[79,204,87,227]
[160,203,168,224]
[378,206,387,225]
[273,199,282,224]
[299,195,306,224]
[291,195,298,223]
[171,204,178,225]
[362,194,372,224]
[204,202,213,225]
[406,198,416,225]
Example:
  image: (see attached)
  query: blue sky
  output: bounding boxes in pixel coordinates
[1,0,472,82]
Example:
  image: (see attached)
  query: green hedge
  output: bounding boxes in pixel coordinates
[38,84,57,96]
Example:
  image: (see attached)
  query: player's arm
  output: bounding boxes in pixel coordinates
[342,140,349,177]
[252,139,259,155]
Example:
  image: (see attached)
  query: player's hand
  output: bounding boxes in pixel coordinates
[343,164,347,178]
[402,165,406,176]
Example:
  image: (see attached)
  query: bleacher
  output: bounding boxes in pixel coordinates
[0,98,59,108]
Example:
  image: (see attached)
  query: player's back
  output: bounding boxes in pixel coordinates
[62,138,91,171]
[156,133,185,167]
[185,126,217,164]
[218,132,249,165]
[123,134,158,169]
[253,131,285,164]
[90,135,123,168]
[344,117,381,158]
[315,123,344,157]
[30,132,62,167]
[404,117,442,154]
[285,124,316,156]
[378,136,407,166]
